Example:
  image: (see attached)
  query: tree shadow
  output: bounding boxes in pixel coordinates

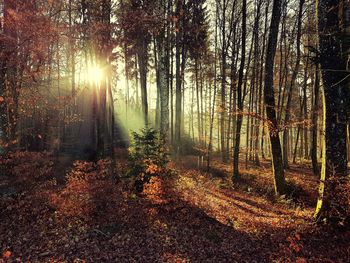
[2,156,348,262]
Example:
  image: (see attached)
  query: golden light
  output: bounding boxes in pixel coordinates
[86,64,104,85]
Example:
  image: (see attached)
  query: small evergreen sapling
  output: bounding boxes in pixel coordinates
[127,127,169,192]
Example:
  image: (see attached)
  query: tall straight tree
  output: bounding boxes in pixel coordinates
[156,0,169,138]
[232,0,246,180]
[314,0,349,224]
[2,0,18,144]
[174,0,184,154]
[282,0,305,169]
[0,1,9,150]
[310,60,320,176]
[263,0,286,195]
[206,0,219,171]
[219,0,228,163]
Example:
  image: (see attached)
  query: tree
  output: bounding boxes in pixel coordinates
[232,0,247,180]
[155,0,169,138]
[0,1,8,152]
[282,0,305,169]
[314,0,349,224]
[1,0,18,145]
[174,0,184,154]
[263,0,286,195]
[310,57,320,176]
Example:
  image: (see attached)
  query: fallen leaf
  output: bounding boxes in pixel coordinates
[2,250,12,258]
[296,257,307,263]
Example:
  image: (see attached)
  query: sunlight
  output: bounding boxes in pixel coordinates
[85,64,103,85]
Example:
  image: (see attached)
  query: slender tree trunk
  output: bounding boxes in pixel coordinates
[138,39,149,126]
[207,2,218,171]
[259,0,270,161]
[170,39,174,143]
[157,0,169,138]
[68,0,76,110]
[220,0,228,163]
[311,63,320,176]
[174,0,183,155]
[282,0,304,169]
[200,62,204,147]
[0,5,7,150]
[228,27,238,163]
[232,0,247,180]
[3,0,19,144]
[195,59,201,145]
[263,0,286,195]
[124,44,130,121]
[154,40,161,127]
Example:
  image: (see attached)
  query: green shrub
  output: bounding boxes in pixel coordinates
[127,127,169,192]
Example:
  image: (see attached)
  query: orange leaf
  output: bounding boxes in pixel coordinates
[0,96,4,103]
[3,250,12,258]
[296,257,307,263]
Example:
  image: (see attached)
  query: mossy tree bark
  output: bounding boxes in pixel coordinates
[314,0,349,224]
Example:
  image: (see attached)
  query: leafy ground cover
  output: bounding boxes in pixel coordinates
[0,151,349,262]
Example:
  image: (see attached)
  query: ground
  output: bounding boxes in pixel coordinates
[0,151,349,262]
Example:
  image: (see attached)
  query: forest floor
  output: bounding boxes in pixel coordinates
[0,150,349,262]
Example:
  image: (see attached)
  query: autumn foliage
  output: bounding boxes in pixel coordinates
[0,151,53,181]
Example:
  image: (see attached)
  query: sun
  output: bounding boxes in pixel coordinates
[86,64,103,85]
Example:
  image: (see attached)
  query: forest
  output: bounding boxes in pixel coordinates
[0,0,349,262]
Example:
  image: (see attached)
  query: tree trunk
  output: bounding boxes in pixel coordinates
[154,39,160,128]
[311,62,320,176]
[282,0,304,169]
[158,10,169,139]
[138,39,149,126]
[263,0,286,196]
[195,59,201,145]
[3,0,19,144]
[0,8,7,150]
[220,0,227,163]
[232,0,247,180]
[314,0,349,224]
[174,0,183,155]
[207,2,219,171]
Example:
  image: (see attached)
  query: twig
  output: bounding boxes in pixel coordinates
[93,229,109,237]
[331,73,350,87]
